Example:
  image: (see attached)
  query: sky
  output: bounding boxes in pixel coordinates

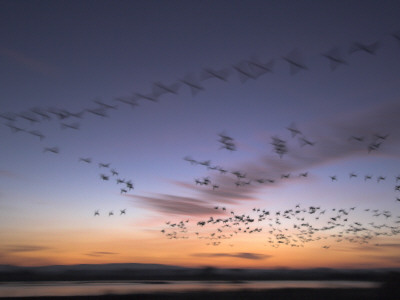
[1,0,400,269]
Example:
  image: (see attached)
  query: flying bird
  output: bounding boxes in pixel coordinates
[233,61,256,82]
[28,130,45,140]
[184,156,197,165]
[322,47,348,71]
[282,49,308,75]
[126,180,134,190]
[152,81,181,97]
[0,112,18,122]
[349,173,357,179]
[286,123,302,138]
[114,96,139,109]
[5,124,24,133]
[299,137,315,147]
[79,157,92,163]
[86,108,107,117]
[94,99,118,110]
[43,147,59,154]
[374,133,389,140]
[349,136,364,142]
[135,92,159,102]
[349,41,380,55]
[48,108,70,120]
[31,108,51,120]
[247,57,274,78]
[19,113,39,124]
[100,174,109,181]
[180,74,204,96]
[377,176,386,183]
[218,132,237,151]
[61,122,80,130]
[200,67,231,81]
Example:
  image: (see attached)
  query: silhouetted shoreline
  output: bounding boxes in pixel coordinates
[1,264,400,282]
[0,287,394,300]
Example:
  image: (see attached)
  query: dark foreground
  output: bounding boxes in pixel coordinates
[1,287,398,300]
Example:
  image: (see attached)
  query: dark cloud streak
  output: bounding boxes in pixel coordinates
[134,102,400,216]
[4,245,51,253]
[192,252,272,260]
[128,194,224,216]
[85,251,118,257]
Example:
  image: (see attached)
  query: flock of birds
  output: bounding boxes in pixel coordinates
[183,127,395,197]
[272,123,390,158]
[94,209,126,217]
[161,203,400,249]
[1,31,400,249]
[2,32,400,133]
[169,123,399,249]
[2,102,136,202]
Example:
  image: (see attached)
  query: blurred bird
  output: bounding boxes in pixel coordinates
[43,147,59,154]
[283,49,308,75]
[322,47,348,70]
[349,41,380,55]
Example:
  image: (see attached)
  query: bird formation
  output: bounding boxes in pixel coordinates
[2,102,135,201]
[186,152,400,200]
[1,33,396,163]
[173,122,400,249]
[161,203,400,250]
[271,136,288,158]
[185,126,395,189]
[79,158,135,195]
[94,209,127,216]
[218,132,237,151]
[2,32,400,137]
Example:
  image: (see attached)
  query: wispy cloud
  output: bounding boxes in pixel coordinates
[4,245,51,253]
[85,251,118,257]
[374,243,400,249]
[128,194,224,216]
[173,180,258,202]
[336,245,384,253]
[360,254,400,264]
[192,252,272,260]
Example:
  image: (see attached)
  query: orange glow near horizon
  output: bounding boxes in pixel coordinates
[2,225,400,269]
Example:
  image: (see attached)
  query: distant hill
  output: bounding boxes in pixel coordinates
[0,263,399,282]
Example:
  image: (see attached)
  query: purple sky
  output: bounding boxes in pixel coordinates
[1,0,400,267]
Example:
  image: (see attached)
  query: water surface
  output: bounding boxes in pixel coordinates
[0,280,380,298]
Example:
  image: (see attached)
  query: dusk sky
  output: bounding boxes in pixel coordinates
[1,0,400,269]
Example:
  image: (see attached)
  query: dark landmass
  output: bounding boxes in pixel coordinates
[0,288,396,300]
[0,263,400,282]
